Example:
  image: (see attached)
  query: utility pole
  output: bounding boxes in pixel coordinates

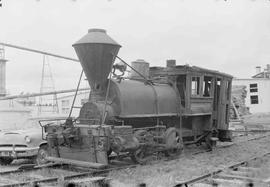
[0,46,8,97]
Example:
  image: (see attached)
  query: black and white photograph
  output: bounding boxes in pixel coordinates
[0,0,270,186]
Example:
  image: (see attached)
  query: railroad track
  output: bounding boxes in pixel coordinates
[1,132,270,187]
[0,162,138,187]
[175,152,270,187]
[174,132,270,187]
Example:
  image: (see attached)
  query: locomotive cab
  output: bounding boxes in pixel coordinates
[150,64,233,145]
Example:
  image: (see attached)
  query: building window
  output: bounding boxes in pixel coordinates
[191,77,200,96]
[249,83,258,93]
[62,100,69,107]
[61,100,70,114]
[62,108,70,114]
[250,95,259,104]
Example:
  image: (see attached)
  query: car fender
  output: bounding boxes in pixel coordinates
[39,141,47,148]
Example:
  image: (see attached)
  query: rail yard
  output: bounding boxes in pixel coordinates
[3,10,270,187]
[1,0,270,186]
[0,27,270,187]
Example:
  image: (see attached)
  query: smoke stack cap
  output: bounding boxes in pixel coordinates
[73,28,121,46]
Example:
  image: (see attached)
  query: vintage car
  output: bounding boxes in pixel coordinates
[0,116,65,165]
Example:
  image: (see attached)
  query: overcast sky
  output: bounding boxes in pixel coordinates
[1,0,270,95]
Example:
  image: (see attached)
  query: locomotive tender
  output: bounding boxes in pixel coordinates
[43,29,232,166]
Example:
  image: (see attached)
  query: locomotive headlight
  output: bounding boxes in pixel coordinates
[25,136,31,143]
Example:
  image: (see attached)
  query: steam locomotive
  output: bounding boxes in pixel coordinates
[42,29,232,166]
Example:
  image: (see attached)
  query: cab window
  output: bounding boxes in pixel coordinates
[191,77,200,96]
[203,76,212,97]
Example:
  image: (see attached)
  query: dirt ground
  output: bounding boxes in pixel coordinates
[243,112,270,124]
[108,113,270,187]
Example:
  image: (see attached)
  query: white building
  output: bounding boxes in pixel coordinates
[25,90,90,117]
[233,65,270,113]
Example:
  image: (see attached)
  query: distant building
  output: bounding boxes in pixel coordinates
[24,90,90,117]
[233,64,270,113]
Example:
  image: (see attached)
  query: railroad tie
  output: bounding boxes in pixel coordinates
[64,177,110,187]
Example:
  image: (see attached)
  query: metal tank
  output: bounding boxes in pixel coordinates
[109,79,180,118]
[129,59,149,79]
[72,29,121,100]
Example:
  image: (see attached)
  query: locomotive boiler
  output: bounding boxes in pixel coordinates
[43,29,232,166]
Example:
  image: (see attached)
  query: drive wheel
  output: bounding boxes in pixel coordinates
[35,145,49,165]
[134,130,147,143]
[131,147,149,164]
[0,158,13,165]
[165,127,183,157]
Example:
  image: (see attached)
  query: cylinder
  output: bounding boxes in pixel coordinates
[129,59,149,79]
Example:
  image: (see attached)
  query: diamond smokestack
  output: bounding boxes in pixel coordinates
[72,29,121,99]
